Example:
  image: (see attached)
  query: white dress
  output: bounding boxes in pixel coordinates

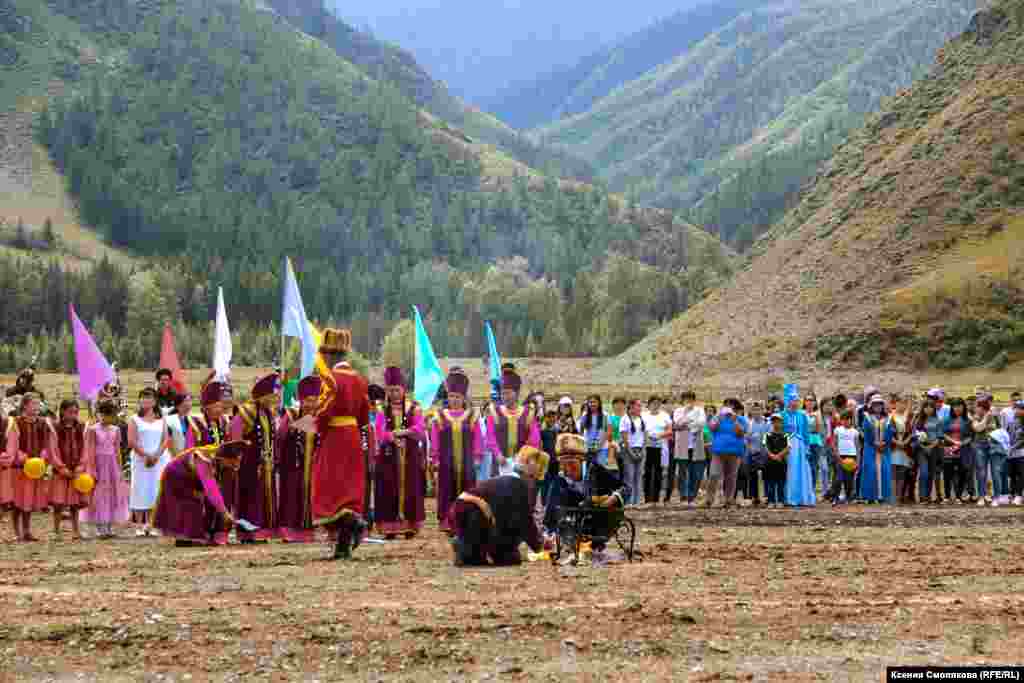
[130,416,170,510]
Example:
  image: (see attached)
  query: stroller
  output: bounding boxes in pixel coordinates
[548,436,637,565]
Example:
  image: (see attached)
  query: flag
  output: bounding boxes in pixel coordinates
[413,306,444,409]
[159,323,187,394]
[69,304,115,401]
[485,320,501,401]
[212,287,232,382]
[281,257,319,378]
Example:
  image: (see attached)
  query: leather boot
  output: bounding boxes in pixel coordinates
[333,525,351,560]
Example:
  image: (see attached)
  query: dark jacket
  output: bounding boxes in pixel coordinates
[465,475,543,553]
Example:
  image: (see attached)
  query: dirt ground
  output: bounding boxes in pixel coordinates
[1,501,1023,682]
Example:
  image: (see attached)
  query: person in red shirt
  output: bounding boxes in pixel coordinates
[310,329,371,560]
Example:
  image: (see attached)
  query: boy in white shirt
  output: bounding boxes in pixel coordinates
[832,412,860,506]
[672,391,707,508]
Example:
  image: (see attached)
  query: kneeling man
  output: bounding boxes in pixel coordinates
[449,447,548,566]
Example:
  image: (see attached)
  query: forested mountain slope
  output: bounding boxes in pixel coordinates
[532,0,979,249]
[0,0,731,369]
[600,0,1024,383]
[483,0,761,130]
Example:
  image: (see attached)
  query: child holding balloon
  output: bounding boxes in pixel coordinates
[81,400,129,538]
[50,400,92,540]
[4,393,55,541]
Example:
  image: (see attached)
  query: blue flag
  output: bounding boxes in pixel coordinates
[413,306,444,409]
[281,257,319,378]
[485,320,502,402]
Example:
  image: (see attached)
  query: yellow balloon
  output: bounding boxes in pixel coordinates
[841,457,857,473]
[23,457,46,480]
[73,473,95,495]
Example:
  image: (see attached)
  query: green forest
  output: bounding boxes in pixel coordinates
[0,0,733,371]
[531,0,979,249]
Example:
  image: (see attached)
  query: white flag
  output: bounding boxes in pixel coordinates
[281,257,319,378]
[213,287,232,382]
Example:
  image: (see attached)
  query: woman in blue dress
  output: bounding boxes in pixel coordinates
[782,384,816,506]
[859,394,893,503]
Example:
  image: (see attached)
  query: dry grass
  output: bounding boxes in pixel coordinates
[0,93,134,270]
[1,504,1023,681]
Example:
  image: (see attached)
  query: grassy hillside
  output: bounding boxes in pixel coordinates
[264,0,596,182]
[0,0,732,368]
[600,0,1024,383]
[482,0,761,130]
[533,0,979,248]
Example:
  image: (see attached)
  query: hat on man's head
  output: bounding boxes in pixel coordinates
[384,367,405,388]
[555,433,586,461]
[446,370,469,397]
[201,381,228,406]
[319,328,352,355]
[252,373,281,400]
[297,376,321,400]
[515,446,550,480]
[501,370,522,394]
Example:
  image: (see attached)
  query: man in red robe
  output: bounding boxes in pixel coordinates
[229,373,281,543]
[311,329,370,560]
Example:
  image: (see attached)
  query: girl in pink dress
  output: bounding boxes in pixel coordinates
[81,400,129,538]
[4,393,56,542]
[49,400,91,540]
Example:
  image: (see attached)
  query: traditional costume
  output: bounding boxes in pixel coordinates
[485,370,540,478]
[153,441,245,545]
[187,380,233,544]
[50,416,90,511]
[365,384,385,525]
[275,376,321,543]
[81,419,129,534]
[228,373,280,542]
[449,474,544,566]
[782,384,816,507]
[431,371,483,533]
[313,329,371,559]
[543,434,627,553]
[374,367,426,538]
[859,395,893,503]
[5,412,56,513]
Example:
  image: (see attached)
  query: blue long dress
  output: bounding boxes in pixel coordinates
[858,414,892,502]
[783,409,816,506]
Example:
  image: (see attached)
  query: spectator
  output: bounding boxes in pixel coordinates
[641,396,671,505]
[745,402,770,506]
[618,399,646,506]
[707,398,748,508]
[672,391,707,508]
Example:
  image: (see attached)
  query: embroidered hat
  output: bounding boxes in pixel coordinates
[252,373,281,400]
[297,376,321,400]
[383,367,405,388]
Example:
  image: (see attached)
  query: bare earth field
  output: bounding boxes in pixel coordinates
[1,501,1022,682]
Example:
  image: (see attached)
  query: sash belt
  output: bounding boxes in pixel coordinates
[327,416,357,427]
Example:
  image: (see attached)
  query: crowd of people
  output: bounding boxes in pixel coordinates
[2,338,1023,565]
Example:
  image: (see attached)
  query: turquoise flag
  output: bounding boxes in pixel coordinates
[485,320,501,383]
[413,306,444,409]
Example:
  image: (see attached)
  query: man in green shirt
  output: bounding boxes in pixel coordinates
[608,397,627,470]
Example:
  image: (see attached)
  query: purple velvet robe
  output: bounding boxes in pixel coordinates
[230,404,277,541]
[153,451,230,544]
[374,400,426,536]
[431,408,483,532]
[275,409,318,542]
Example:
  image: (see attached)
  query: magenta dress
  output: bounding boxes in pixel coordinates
[80,424,129,525]
[152,450,231,544]
[374,401,426,537]
[431,409,483,532]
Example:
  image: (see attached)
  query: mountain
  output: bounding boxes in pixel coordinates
[599,0,1024,385]
[0,0,732,370]
[530,0,980,249]
[330,0,694,102]
[267,0,596,182]
[482,0,762,130]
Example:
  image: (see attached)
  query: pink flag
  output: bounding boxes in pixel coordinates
[70,304,115,400]
[159,323,187,394]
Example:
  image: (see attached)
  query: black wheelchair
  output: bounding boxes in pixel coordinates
[549,451,637,565]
